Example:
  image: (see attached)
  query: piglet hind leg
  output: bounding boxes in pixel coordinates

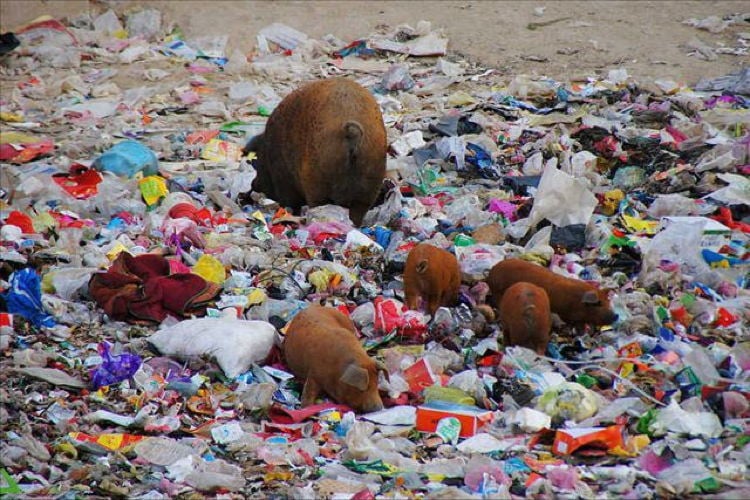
[426,295,441,317]
[349,205,369,227]
[300,377,322,407]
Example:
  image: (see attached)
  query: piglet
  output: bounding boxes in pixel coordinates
[283,305,386,413]
[242,77,387,226]
[487,258,617,328]
[403,242,461,317]
[500,282,552,355]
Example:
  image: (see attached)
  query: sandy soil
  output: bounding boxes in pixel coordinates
[1,0,747,85]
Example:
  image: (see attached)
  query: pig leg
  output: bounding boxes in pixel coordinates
[404,286,419,312]
[349,202,375,227]
[440,290,457,309]
[426,295,441,317]
[300,378,322,407]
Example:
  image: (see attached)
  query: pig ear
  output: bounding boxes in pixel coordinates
[376,360,390,383]
[341,363,369,391]
[581,290,601,305]
[416,259,429,273]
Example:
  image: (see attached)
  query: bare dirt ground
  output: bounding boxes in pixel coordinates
[2,0,748,85]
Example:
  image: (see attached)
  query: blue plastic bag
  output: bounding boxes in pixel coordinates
[92,140,159,178]
[2,268,56,328]
[90,342,142,389]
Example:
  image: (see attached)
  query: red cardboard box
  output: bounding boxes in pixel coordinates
[402,358,436,393]
[416,401,494,438]
[552,425,624,456]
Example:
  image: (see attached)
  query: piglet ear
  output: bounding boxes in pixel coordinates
[581,290,601,305]
[341,363,369,391]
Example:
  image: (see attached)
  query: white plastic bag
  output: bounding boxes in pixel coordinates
[511,165,598,239]
[148,318,276,378]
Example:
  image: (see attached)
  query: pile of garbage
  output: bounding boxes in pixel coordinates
[1,7,749,498]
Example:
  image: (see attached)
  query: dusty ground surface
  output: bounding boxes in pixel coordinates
[1,0,748,85]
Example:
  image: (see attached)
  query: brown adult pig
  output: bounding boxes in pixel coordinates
[403,243,461,317]
[500,282,552,355]
[242,78,387,226]
[487,258,617,328]
[283,305,386,413]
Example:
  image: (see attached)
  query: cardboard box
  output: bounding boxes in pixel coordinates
[402,358,436,393]
[416,401,494,438]
[552,425,624,456]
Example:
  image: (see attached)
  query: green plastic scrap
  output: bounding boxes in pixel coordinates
[736,435,750,449]
[636,408,658,436]
[453,234,476,247]
[220,121,251,132]
[655,306,670,324]
[220,120,266,135]
[680,293,697,308]
[363,330,398,352]
[343,459,400,477]
[411,166,458,196]
[575,373,598,389]
[694,477,721,493]
[0,468,22,495]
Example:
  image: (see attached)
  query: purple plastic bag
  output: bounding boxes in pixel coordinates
[90,342,142,389]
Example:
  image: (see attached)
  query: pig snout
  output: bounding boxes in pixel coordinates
[582,305,618,326]
[347,390,384,414]
[581,290,618,325]
[361,398,384,414]
[598,309,618,325]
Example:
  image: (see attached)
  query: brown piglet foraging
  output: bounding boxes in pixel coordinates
[283,305,387,413]
[487,258,617,328]
[242,78,387,226]
[500,282,552,355]
[403,242,461,317]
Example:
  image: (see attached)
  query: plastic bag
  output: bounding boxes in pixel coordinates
[0,132,55,163]
[648,400,722,438]
[92,140,159,178]
[43,267,97,300]
[515,165,598,238]
[706,173,750,206]
[537,382,600,422]
[455,244,506,282]
[639,218,715,287]
[126,9,162,41]
[148,318,276,378]
[2,268,56,328]
[192,254,227,284]
[381,64,415,91]
[90,342,143,389]
[258,23,308,50]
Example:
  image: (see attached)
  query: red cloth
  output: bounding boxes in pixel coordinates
[168,203,213,226]
[52,164,102,199]
[5,211,35,234]
[88,252,220,324]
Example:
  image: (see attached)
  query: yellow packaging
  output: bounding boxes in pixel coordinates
[192,254,226,284]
